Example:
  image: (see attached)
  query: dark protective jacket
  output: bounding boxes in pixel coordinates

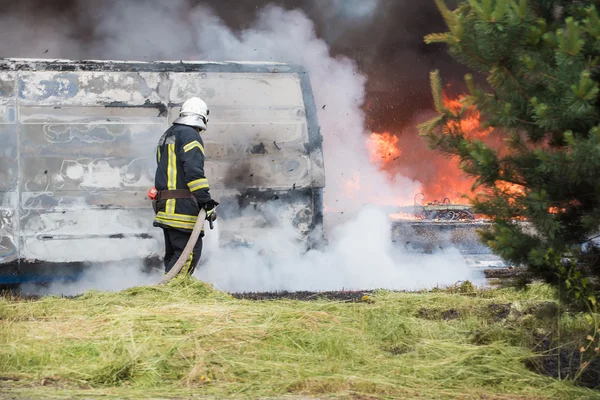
[152,123,212,232]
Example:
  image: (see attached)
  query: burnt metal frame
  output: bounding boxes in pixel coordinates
[0,58,325,284]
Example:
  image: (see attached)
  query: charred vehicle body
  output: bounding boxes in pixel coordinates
[0,58,325,285]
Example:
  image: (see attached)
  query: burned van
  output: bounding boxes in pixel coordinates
[0,58,324,284]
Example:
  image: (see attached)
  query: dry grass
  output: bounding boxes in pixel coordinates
[0,277,597,399]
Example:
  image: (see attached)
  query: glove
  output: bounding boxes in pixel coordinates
[202,200,219,229]
[202,199,219,211]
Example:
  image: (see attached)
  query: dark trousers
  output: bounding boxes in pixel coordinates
[162,228,203,275]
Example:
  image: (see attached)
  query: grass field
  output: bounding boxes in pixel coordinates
[1,278,599,399]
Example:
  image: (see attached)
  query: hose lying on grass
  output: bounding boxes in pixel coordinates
[156,208,207,286]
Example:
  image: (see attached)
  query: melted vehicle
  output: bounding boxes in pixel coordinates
[0,58,324,284]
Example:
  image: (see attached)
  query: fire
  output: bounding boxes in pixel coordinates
[548,207,563,214]
[365,92,523,210]
[359,91,573,223]
[366,132,400,164]
[496,180,526,199]
[443,93,493,139]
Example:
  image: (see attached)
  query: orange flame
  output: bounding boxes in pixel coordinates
[443,93,494,139]
[367,132,401,164]
[365,92,523,209]
[359,92,576,222]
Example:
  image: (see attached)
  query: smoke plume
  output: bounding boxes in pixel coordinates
[190,4,421,211]
[0,0,469,131]
[199,205,483,292]
[3,1,486,295]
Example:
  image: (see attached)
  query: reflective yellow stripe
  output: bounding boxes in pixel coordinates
[188,178,209,192]
[167,144,176,189]
[154,217,196,230]
[183,140,205,154]
[157,146,161,162]
[181,251,194,275]
[156,211,198,223]
[166,144,176,214]
[154,217,204,231]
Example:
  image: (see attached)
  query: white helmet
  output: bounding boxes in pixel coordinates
[173,97,209,131]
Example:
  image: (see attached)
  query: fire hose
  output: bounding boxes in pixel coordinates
[148,186,216,285]
[156,208,207,285]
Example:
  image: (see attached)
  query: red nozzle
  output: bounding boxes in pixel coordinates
[147,187,158,200]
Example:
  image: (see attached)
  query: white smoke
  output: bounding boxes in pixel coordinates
[6,2,486,295]
[18,262,163,296]
[191,4,421,212]
[184,5,482,291]
[88,0,199,60]
[198,205,483,292]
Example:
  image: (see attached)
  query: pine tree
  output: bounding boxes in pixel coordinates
[420,0,600,309]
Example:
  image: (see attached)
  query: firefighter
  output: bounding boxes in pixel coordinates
[152,97,218,276]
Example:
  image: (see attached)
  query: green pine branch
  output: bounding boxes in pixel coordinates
[422,0,600,309]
